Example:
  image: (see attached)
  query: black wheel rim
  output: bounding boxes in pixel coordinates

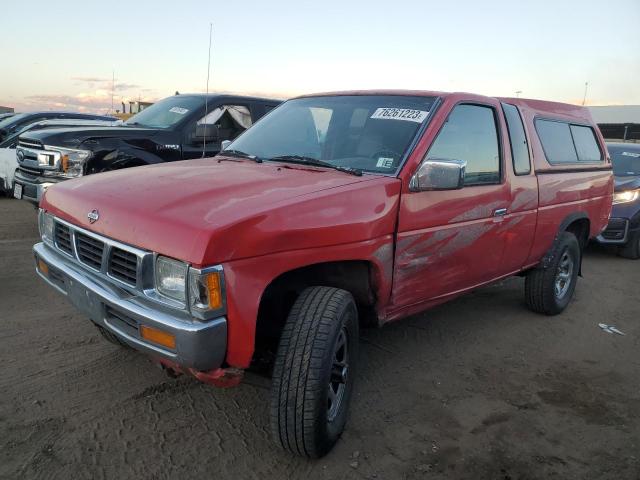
[327,326,349,423]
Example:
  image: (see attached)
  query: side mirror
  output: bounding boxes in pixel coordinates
[409,158,466,191]
[221,140,232,150]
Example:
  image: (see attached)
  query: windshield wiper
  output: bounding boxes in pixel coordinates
[268,155,362,176]
[218,149,263,163]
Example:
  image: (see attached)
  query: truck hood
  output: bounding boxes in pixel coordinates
[614,176,640,191]
[41,158,399,265]
[20,126,160,149]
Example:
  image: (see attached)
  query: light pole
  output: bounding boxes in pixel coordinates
[582,82,589,106]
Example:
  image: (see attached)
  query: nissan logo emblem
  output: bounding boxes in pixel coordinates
[87,209,100,224]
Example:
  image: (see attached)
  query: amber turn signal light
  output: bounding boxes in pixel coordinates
[37,258,49,276]
[140,325,176,349]
[206,272,222,310]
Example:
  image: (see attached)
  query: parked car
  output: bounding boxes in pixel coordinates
[13,94,281,203]
[0,111,114,143]
[0,112,16,121]
[0,119,118,196]
[32,90,612,457]
[594,142,640,258]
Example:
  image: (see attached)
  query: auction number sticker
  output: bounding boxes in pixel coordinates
[169,107,189,115]
[370,108,429,123]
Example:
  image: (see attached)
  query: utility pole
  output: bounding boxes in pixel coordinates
[582,82,589,106]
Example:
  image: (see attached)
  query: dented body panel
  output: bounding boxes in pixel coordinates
[38,90,613,371]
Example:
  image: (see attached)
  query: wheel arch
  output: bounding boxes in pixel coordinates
[252,260,380,365]
[541,212,590,271]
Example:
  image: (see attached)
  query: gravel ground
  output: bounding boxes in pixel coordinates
[1,196,639,480]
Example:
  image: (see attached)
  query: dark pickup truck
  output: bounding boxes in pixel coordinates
[14,94,281,203]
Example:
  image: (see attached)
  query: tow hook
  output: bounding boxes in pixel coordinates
[191,367,244,388]
[156,358,244,388]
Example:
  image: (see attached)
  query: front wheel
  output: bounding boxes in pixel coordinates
[525,231,581,315]
[270,286,358,458]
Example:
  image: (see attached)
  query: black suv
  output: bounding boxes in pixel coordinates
[14,94,281,204]
[595,142,640,258]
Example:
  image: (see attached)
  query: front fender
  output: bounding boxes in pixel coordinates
[221,236,394,368]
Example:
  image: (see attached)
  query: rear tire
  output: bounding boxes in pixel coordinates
[618,230,640,259]
[270,286,358,458]
[96,325,131,348]
[525,231,581,315]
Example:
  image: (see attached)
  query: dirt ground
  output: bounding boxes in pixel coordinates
[0,196,639,480]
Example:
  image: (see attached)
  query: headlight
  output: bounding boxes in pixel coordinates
[155,256,188,303]
[613,189,640,205]
[47,146,91,178]
[38,209,55,245]
[37,151,60,168]
[189,267,225,316]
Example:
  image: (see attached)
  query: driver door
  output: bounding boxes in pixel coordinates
[391,101,511,309]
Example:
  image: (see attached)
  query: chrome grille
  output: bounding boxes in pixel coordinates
[108,248,138,286]
[75,232,105,270]
[54,223,73,255]
[18,138,43,149]
[47,217,149,291]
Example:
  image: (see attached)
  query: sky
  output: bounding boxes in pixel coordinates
[1,0,639,114]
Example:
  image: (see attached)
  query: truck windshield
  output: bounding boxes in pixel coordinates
[124,96,204,129]
[610,148,640,176]
[227,95,436,174]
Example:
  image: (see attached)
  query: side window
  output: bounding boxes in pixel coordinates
[570,125,602,162]
[427,104,500,186]
[536,119,603,164]
[190,105,252,145]
[535,120,578,163]
[502,103,531,175]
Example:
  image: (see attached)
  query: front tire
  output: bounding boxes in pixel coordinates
[525,231,581,315]
[270,286,358,458]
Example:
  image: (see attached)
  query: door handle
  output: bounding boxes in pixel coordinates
[493,208,508,217]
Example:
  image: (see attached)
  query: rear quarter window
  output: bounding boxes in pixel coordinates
[502,103,531,175]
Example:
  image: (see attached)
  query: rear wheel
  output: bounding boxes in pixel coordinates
[270,286,358,458]
[525,231,581,315]
[618,230,640,259]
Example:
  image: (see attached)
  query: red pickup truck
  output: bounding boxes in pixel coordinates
[34,90,612,457]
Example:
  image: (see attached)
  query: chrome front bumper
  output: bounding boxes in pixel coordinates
[13,171,57,204]
[33,242,227,371]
